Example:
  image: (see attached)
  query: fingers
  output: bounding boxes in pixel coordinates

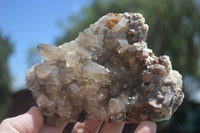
[134,121,156,133]
[0,106,43,133]
[39,121,68,133]
[99,122,124,133]
[72,120,124,133]
[72,120,156,133]
[71,119,102,133]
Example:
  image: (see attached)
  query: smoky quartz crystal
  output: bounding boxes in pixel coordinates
[26,12,184,126]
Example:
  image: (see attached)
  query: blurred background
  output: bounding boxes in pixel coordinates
[0,0,200,132]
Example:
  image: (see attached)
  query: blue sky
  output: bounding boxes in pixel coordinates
[0,0,92,91]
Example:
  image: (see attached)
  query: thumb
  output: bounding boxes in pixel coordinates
[134,121,156,133]
[0,107,43,133]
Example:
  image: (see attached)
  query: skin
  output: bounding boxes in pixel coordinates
[0,107,156,133]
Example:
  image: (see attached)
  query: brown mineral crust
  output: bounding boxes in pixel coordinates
[126,102,154,123]
[106,17,121,29]
[26,12,184,126]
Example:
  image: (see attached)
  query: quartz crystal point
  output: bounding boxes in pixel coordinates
[26,12,184,126]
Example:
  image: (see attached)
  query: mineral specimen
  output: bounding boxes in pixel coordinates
[26,12,184,126]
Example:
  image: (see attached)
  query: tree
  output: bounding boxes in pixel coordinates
[56,0,200,132]
[0,31,13,120]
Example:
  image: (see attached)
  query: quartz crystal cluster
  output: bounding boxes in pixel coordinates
[26,12,184,126]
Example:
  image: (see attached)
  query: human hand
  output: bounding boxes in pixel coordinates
[0,107,156,133]
[0,107,66,133]
[72,119,156,133]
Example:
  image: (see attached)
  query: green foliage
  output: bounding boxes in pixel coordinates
[0,31,13,120]
[56,0,200,132]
